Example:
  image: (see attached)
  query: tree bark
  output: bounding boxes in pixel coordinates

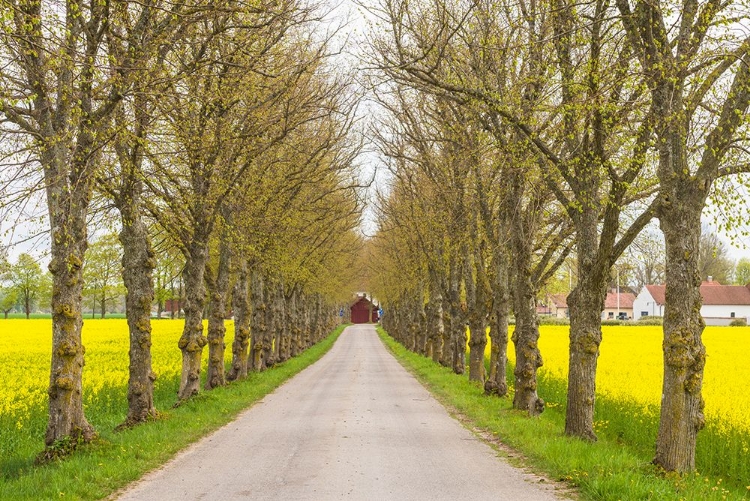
[205,226,232,390]
[655,199,706,471]
[118,196,157,426]
[485,247,510,397]
[509,174,544,416]
[46,182,96,445]
[177,239,209,400]
[250,270,268,371]
[227,259,251,381]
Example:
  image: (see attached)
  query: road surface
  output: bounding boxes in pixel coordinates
[116,324,565,500]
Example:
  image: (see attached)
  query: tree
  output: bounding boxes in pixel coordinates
[624,229,665,291]
[697,230,734,284]
[83,234,125,318]
[8,253,43,319]
[617,0,750,472]
[734,258,750,286]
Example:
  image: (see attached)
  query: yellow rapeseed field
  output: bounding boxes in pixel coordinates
[0,319,232,432]
[504,325,750,434]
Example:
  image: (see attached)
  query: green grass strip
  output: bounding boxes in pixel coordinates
[377,326,749,501]
[1,324,346,501]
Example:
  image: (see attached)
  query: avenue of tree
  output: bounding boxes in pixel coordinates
[365,0,750,474]
[0,0,749,480]
[0,0,364,450]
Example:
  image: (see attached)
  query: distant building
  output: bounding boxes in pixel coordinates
[632,278,750,325]
[547,293,569,318]
[601,291,636,320]
[350,295,379,324]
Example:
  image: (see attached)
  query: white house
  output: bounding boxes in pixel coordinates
[632,279,750,325]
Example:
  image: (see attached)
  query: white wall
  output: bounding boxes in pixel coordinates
[632,289,663,320]
[701,304,750,323]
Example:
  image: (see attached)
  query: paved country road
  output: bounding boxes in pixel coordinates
[115,324,566,501]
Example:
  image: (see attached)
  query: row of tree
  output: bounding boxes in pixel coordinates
[365,0,750,473]
[0,0,363,451]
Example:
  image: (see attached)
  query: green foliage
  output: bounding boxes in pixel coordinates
[4,253,45,317]
[728,318,747,327]
[637,316,663,325]
[733,258,750,285]
[537,316,570,326]
[83,234,125,318]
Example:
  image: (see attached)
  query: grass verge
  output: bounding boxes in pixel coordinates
[0,324,346,500]
[377,326,748,501]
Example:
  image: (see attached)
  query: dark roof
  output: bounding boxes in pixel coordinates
[350,295,378,308]
[645,283,750,306]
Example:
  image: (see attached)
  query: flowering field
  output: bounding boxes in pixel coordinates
[0,319,232,469]
[504,325,750,483]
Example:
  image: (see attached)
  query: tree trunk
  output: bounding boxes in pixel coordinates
[654,174,707,471]
[509,180,544,416]
[45,154,96,446]
[205,229,232,390]
[227,260,250,381]
[250,270,267,371]
[119,198,157,426]
[100,295,106,319]
[485,248,510,397]
[177,240,209,400]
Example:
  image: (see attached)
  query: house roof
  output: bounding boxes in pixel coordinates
[548,293,568,308]
[350,295,378,309]
[645,283,750,306]
[604,292,635,309]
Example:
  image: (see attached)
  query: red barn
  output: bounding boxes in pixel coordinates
[350,296,379,324]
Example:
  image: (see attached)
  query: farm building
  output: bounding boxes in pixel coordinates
[632,278,750,325]
[350,295,379,324]
[546,293,569,318]
[602,291,636,320]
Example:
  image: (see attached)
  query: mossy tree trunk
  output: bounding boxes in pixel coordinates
[118,187,157,426]
[227,259,250,381]
[251,270,268,371]
[485,247,510,397]
[509,172,544,416]
[205,222,232,390]
[177,237,210,400]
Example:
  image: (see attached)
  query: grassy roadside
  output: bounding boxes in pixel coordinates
[1,324,346,500]
[376,326,748,501]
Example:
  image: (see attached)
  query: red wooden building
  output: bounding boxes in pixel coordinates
[350,296,379,324]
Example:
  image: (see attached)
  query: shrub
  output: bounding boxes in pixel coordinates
[637,316,663,325]
[729,318,747,327]
[538,316,570,326]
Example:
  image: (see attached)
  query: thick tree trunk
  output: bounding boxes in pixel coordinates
[511,273,544,415]
[177,240,209,400]
[565,277,606,439]
[45,157,96,446]
[205,232,232,390]
[100,295,106,319]
[250,270,268,371]
[119,198,157,426]
[485,249,510,397]
[466,248,489,384]
[227,260,250,381]
[509,183,544,416]
[654,179,707,471]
